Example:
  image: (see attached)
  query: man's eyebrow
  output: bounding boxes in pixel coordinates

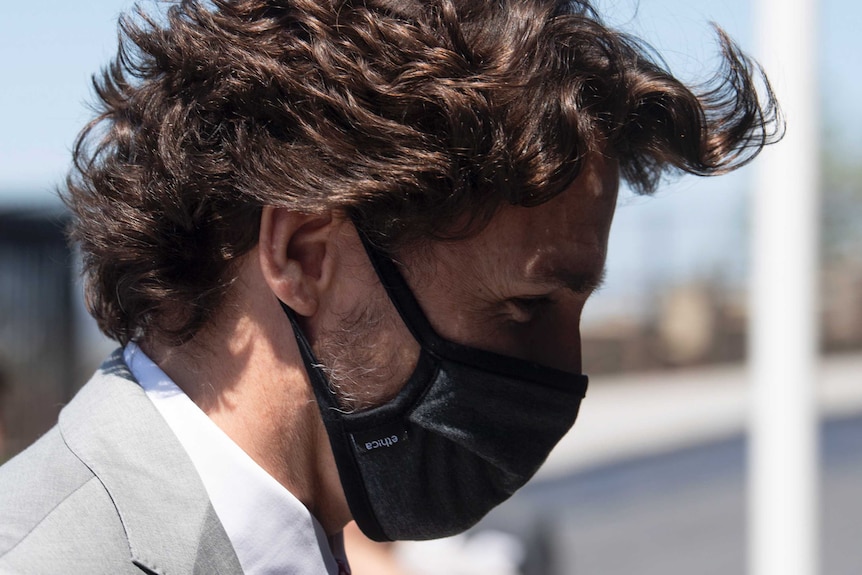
[529,265,608,295]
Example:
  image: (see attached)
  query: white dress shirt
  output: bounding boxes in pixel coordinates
[124,343,350,575]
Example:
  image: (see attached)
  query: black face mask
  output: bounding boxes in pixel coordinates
[280,231,588,542]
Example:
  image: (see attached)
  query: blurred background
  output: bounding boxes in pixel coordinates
[1,0,859,573]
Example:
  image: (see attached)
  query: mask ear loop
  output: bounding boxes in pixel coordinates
[354,230,444,353]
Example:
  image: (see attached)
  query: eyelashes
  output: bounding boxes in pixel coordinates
[504,295,554,323]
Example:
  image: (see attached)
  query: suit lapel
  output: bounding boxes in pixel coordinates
[59,351,244,575]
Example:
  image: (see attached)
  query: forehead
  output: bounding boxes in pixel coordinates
[436,154,619,285]
[411,155,619,308]
[487,155,616,249]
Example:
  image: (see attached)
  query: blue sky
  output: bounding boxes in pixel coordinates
[1,0,859,317]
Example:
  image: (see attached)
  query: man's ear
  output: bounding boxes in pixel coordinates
[259,207,337,317]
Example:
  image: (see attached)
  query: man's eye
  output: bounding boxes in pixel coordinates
[505,296,552,322]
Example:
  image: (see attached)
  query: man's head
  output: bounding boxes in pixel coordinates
[63,0,781,541]
[65,0,779,348]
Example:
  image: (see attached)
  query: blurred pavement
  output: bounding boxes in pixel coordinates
[540,352,862,478]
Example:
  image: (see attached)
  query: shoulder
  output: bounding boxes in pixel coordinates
[0,427,137,573]
[0,350,241,574]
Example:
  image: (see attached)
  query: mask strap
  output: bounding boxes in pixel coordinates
[354,231,446,355]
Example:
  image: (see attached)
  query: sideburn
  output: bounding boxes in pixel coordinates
[313,295,420,413]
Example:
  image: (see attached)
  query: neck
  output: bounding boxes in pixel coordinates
[140,284,350,534]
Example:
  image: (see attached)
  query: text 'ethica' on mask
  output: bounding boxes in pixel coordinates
[365,435,399,451]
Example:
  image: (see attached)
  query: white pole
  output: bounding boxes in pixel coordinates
[750,0,820,573]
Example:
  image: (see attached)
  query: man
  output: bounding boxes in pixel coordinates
[0,0,779,573]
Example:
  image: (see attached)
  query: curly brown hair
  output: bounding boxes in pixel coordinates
[64,0,781,346]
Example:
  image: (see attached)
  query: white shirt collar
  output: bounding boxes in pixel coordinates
[124,342,350,575]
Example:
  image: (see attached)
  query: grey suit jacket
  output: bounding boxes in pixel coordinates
[0,350,244,574]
